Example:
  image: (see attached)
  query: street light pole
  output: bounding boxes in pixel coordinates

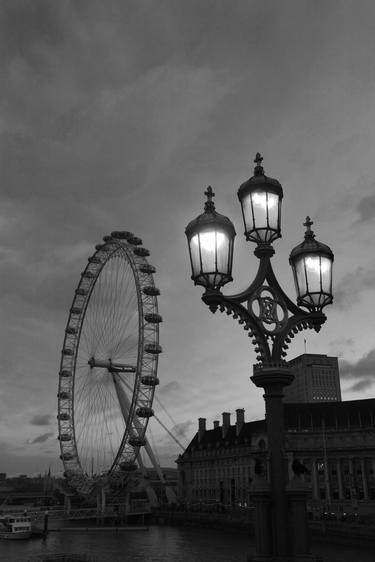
[185,154,333,561]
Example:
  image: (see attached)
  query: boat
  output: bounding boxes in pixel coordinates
[0,513,32,539]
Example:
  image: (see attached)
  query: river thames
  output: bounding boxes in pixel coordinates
[0,526,374,562]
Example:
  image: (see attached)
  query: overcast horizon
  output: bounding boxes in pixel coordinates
[2,1,375,476]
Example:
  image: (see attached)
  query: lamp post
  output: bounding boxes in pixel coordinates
[185,154,333,561]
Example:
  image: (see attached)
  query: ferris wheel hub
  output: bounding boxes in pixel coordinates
[88,357,136,373]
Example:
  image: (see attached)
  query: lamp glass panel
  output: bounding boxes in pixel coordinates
[294,256,307,298]
[266,192,279,231]
[191,230,229,276]
[304,255,322,294]
[215,232,230,274]
[320,256,332,294]
[241,193,255,233]
[251,192,268,235]
[189,235,202,279]
[241,191,280,242]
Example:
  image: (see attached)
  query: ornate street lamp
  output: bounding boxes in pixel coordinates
[185,154,333,562]
[289,217,334,312]
[238,152,283,245]
[185,186,236,290]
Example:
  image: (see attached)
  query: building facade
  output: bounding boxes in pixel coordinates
[284,353,341,403]
[177,399,375,508]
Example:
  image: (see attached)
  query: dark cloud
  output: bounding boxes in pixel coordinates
[0,1,65,55]
[356,191,375,223]
[160,381,181,394]
[339,349,375,392]
[30,432,54,444]
[171,420,194,440]
[30,414,53,426]
[329,337,355,358]
[348,379,374,393]
[340,348,375,378]
[334,265,375,308]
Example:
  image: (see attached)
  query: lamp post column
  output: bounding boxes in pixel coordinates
[252,365,294,559]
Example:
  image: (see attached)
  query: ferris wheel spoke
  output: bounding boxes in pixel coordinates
[78,384,109,472]
[111,267,136,355]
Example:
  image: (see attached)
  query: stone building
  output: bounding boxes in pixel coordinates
[177,399,375,508]
[284,353,341,403]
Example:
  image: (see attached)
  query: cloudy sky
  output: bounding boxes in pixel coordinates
[2,0,375,475]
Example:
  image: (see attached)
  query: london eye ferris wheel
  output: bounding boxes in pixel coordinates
[57,231,162,493]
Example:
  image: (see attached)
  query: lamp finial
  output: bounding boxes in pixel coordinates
[254,152,264,176]
[303,216,315,239]
[204,186,215,213]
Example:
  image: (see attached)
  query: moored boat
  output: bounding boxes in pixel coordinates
[0,513,32,539]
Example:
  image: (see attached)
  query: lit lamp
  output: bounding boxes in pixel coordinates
[237,153,283,245]
[289,216,334,311]
[185,186,236,290]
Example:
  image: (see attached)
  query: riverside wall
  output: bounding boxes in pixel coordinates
[152,508,375,546]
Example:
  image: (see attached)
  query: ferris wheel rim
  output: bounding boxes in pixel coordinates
[57,232,161,492]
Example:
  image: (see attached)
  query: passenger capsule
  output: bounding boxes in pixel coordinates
[144,313,163,323]
[88,256,101,264]
[58,434,72,442]
[60,370,72,378]
[134,247,150,257]
[70,307,82,315]
[111,231,134,240]
[65,327,77,335]
[57,413,70,421]
[142,286,160,296]
[129,436,146,447]
[60,452,74,461]
[128,236,142,245]
[141,375,160,386]
[82,271,95,278]
[136,406,154,418]
[103,235,113,242]
[144,343,162,354]
[75,288,87,296]
[58,391,71,400]
[139,265,156,274]
[62,348,74,356]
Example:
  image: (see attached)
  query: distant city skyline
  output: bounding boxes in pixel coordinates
[2,1,375,475]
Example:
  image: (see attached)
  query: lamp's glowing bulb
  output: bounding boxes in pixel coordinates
[252,192,277,209]
[305,257,329,274]
[192,231,225,252]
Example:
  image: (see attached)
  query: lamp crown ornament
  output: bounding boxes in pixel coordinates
[254,152,265,176]
[204,186,215,213]
[303,216,315,239]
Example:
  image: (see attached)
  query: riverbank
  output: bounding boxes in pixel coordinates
[153,509,375,547]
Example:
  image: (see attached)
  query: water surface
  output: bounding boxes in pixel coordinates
[0,525,373,562]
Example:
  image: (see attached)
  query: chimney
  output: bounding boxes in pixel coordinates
[236,408,245,436]
[198,418,206,442]
[213,420,220,429]
[222,412,231,438]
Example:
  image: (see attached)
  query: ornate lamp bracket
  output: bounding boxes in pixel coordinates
[202,250,326,364]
